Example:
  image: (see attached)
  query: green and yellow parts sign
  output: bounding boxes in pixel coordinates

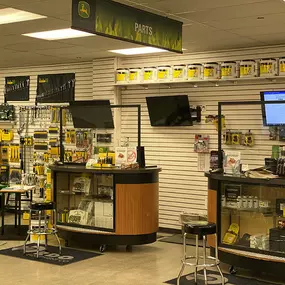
[72,0,183,53]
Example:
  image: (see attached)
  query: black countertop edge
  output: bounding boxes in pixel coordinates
[50,165,162,174]
[205,172,285,186]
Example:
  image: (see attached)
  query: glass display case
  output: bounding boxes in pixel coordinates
[220,182,285,257]
[56,172,114,232]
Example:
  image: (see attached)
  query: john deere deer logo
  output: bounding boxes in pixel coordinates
[78,1,90,19]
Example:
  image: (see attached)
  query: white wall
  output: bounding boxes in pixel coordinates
[2,45,285,230]
[116,45,285,229]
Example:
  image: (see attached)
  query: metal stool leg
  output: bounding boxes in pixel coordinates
[53,209,61,255]
[177,232,187,285]
[44,211,48,248]
[36,211,42,258]
[55,233,62,255]
[203,235,208,285]
[194,235,199,284]
[23,209,32,254]
[215,233,225,285]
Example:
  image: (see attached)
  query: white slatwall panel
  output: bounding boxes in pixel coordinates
[118,46,285,230]
[93,58,121,147]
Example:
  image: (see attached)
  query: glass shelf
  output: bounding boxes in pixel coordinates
[56,172,114,231]
[220,182,285,257]
[222,206,273,215]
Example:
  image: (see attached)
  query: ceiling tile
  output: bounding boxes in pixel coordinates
[0,0,48,5]
[250,32,285,44]
[4,40,74,52]
[208,13,285,30]
[134,0,272,14]
[0,18,69,36]
[179,1,285,22]
[229,24,285,37]
[12,0,70,17]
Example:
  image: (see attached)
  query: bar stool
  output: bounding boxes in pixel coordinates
[177,221,224,285]
[23,201,61,258]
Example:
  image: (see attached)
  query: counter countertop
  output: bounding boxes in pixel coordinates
[205,172,285,186]
[50,165,161,174]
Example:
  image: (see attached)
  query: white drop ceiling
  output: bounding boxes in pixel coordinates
[0,0,285,67]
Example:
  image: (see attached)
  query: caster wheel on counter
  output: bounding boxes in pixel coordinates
[126,245,132,252]
[229,265,237,275]
[100,245,107,253]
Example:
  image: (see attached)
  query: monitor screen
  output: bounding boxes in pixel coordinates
[146,95,193,127]
[261,91,285,126]
[69,100,114,129]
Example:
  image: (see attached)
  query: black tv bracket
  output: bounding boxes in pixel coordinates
[190,106,202,123]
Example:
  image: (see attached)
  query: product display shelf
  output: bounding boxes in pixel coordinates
[51,165,161,251]
[207,172,285,277]
[222,206,273,215]
[114,75,285,88]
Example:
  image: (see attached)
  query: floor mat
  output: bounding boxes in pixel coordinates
[0,225,29,240]
[0,243,102,266]
[159,234,207,248]
[165,270,275,285]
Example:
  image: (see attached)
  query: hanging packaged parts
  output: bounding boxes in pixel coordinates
[231,131,242,145]
[65,129,76,144]
[70,129,76,144]
[34,142,48,151]
[33,163,45,176]
[62,108,67,126]
[0,103,15,121]
[48,126,59,135]
[0,165,9,184]
[49,145,60,156]
[51,107,59,124]
[2,129,13,142]
[34,130,48,139]
[64,150,73,162]
[65,129,71,144]
[10,144,20,163]
[224,130,232,145]
[24,136,33,147]
[1,144,9,163]
[244,130,254,147]
[9,167,22,184]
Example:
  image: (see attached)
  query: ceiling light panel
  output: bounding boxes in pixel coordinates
[0,8,46,25]
[23,28,94,40]
[109,47,168,55]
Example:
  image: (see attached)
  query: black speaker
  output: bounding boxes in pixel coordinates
[137,146,145,168]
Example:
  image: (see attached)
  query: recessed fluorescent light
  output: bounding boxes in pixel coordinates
[109,47,168,55]
[0,8,46,25]
[23,28,94,40]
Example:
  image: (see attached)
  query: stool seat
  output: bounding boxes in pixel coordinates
[30,202,55,211]
[185,221,216,236]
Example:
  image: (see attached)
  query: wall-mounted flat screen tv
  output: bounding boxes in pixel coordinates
[261,91,285,126]
[69,100,114,129]
[146,95,193,126]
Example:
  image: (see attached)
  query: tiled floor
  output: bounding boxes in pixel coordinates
[0,235,195,285]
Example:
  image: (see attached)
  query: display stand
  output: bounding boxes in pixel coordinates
[51,165,161,252]
[206,99,285,280]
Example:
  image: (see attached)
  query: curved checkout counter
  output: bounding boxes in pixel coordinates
[50,165,161,251]
[206,172,285,278]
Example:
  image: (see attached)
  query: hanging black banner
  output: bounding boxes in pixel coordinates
[36,73,75,103]
[5,76,30,102]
